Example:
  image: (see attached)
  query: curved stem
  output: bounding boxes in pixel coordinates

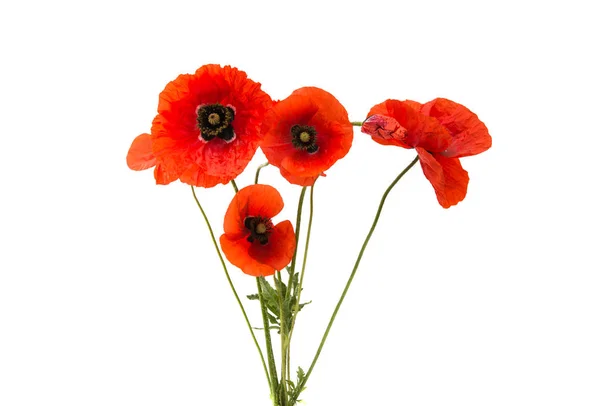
[290,155,419,403]
[255,162,270,184]
[231,179,239,193]
[257,277,279,405]
[190,186,270,391]
[350,121,363,126]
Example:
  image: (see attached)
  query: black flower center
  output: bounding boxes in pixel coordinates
[291,124,318,154]
[197,104,236,142]
[244,216,273,245]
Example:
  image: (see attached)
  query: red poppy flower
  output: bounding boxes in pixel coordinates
[362,98,491,208]
[126,64,273,187]
[220,184,295,277]
[260,87,353,186]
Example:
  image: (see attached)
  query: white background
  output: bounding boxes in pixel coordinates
[1,1,599,405]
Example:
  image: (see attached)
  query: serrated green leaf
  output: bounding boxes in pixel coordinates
[246,293,259,300]
[298,300,312,311]
[274,276,287,298]
[297,366,305,381]
[266,312,278,326]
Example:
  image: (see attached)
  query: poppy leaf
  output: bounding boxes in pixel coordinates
[274,276,288,299]
[246,293,259,301]
[297,366,305,381]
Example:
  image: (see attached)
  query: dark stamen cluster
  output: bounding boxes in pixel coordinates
[291,124,318,154]
[197,104,236,142]
[244,216,273,245]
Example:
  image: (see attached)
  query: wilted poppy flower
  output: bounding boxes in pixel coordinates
[220,184,295,277]
[362,98,491,208]
[126,64,273,187]
[260,87,353,186]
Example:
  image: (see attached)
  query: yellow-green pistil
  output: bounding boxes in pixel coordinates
[245,216,273,245]
[197,103,235,142]
[291,124,318,153]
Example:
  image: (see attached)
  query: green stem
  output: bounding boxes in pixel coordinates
[350,121,363,126]
[285,187,307,302]
[290,155,419,403]
[275,273,288,406]
[257,277,279,406]
[231,179,239,193]
[255,162,270,184]
[287,184,315,353]
[190,186,271,392]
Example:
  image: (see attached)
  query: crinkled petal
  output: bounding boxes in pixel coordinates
[416,147,469,208]
[179,162,230,188]
[126,133,156,170]
[135,65,272,188]
[365,100,451,151]
[361,114,410,148]
[421,98,491,158]
[154,163,180,185]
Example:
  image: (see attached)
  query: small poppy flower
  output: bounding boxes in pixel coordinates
[260,87,353,186]
[126,64,273,187]
[220,184,295,277]
[362,98,491,208]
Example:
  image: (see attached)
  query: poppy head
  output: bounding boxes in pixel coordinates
[362,98,491,208]
[220,184,295,277]
[260,87,353,185]
[126,64,273,187]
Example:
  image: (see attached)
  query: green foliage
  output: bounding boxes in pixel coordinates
[247,273,311,334]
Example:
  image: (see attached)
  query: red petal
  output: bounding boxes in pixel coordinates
[421,98,491,158]
[223,185,285,236]
[220,220,295,277]
[361,114,410,148]
[220,235,276,277]
[248,221,295,271]
[279,166,320,186]
[292,87,349,122]
[126,133,156,170]
[416,148,469,208]
[154,163,179,185]
[364,100,451,151]
[178,162,230,188]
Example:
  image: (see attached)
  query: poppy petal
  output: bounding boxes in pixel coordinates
[365,100,451,151]
[179,162,230,188]
[248,221,295,271]
[361,114,410,148]
[223,185,285,236]
[416,147,469,208]
[220,235,276,277]
[364,101,413,149]
[279,166,321,186]
[126,133,156,170]
[154,163,179,185]
[421,98,491,158]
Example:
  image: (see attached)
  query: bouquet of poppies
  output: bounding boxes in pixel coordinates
[126,64,491,405]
